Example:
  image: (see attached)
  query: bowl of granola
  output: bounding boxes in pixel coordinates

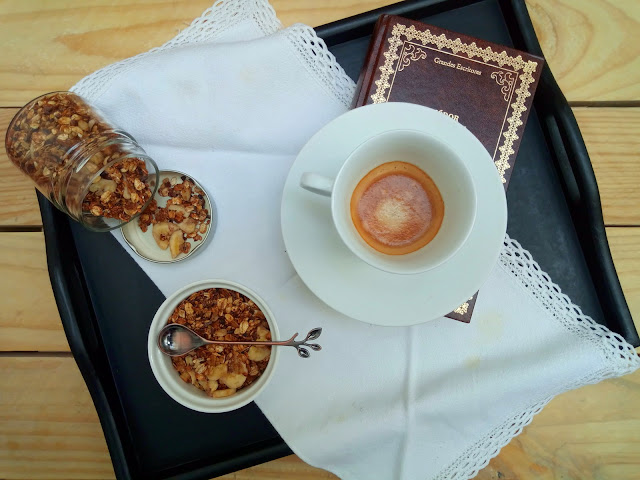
[148,280,279,413]
[121,170,215,262]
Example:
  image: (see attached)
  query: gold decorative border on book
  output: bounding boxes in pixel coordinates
[371,23,540,183]
[398,44,427,71]
[491,71,516,102]
[453,297,475,315]
[453,302,469,315]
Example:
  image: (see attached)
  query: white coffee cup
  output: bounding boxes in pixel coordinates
[299,129,477,274]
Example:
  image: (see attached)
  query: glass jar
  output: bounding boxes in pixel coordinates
[5,92,158,231]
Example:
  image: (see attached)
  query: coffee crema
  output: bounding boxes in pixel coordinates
[350,161,444,255]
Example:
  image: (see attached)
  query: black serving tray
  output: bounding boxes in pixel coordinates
[40,0,638,479]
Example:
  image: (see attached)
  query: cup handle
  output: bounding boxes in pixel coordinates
[300,173,334,197]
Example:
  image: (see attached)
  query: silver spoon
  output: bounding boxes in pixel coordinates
[158,323,322,358]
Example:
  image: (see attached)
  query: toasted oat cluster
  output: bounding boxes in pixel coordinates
[82,157,153,220]
[169,288,272,398]
[138,176,210,259]
[5,92,153,221]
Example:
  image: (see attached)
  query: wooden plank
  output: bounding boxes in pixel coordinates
[0,232,68,352]
[0,1,215,107]
[0,356,335,480]
[1,355,638,480]
[527,0,640,102]
[478,365,640,480]
[223,455,337,480]
[576,107,640,226]
[0,0,397,107]
[0,0,638,106]
[0,356,114,480]
[0,109,41,226]
[607,227,640,334]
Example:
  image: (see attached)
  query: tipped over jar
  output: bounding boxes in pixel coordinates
[5,92,158,231]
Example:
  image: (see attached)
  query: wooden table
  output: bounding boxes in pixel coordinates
[1,1,638,478]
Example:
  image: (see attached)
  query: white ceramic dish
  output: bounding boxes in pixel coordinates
[122,170,216,263]
[148,279,280,413]
[281,102,507,326]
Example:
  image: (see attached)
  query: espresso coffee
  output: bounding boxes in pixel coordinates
[350,161,444,255]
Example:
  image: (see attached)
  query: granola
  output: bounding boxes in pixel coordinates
[169,288,272,397]
[139,176,210,259]
[5,92,153,222]
[82,157,153,221]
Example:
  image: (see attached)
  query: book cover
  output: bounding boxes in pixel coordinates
[352,15,544,322]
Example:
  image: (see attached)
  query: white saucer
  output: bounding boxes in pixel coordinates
[281,103,507,326]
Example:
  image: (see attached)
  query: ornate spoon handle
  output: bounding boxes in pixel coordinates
[201,327,323,358]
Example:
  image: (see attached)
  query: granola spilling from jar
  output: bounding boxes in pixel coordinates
[5,92,153,222]
[169,288,272,398]
[82,157,153,221]
[138,176,210,259]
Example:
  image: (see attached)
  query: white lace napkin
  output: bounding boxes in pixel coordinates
[71,1,639,479]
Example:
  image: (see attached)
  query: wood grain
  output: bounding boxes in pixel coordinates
[0,357,335,480]
[607,227,640,335]
[221,455,338,480]
[0,356,114,480]
[0,109,41,226]
[576,107,640,226]
[527,0,640,102]
[1,356,638,480]
[0,0,639,105]
[3,106,639,228]
[0,0,400,106]
[478,367,640,480]
[0,232,67,352]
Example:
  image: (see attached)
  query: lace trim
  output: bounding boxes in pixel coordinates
[283,24,356,108]
[500,235,638,372]
[434,235,639,480]
[71,0,281,101]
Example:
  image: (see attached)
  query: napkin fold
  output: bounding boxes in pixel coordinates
[72,1,639,479]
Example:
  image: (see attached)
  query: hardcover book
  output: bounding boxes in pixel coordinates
[352,15,544,322]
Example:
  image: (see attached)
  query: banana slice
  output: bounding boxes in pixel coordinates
[221,373,246,389]
[212,388,236,398]
[169,230,184,259]
[168,204,187,214]
[177,217,197,234]
[248,346,270,362]
[208,363,228,381]
[152,222,175,250]
[88,178,116,193]
[256,326,270,342]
